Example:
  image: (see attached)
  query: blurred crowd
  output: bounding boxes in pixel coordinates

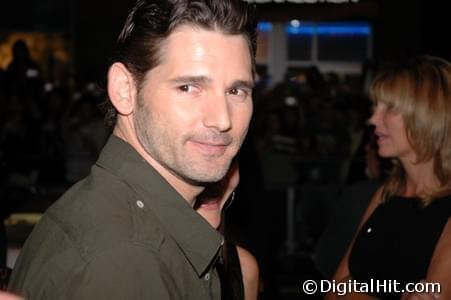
[252,65,378,188]
[0,41,110,189]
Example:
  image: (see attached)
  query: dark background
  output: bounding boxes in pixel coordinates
[1,0,449,83]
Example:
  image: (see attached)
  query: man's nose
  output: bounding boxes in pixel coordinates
[202,94,232,132]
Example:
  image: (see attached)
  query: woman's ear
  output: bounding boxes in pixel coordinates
[107,62,137,116]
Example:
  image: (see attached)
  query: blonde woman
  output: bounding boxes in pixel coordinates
[327,56,451,300]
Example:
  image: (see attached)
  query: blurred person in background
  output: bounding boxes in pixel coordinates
[196,162,259,300]
[314,132,390,279]
[5,40,43,103]
[63,93,109,183]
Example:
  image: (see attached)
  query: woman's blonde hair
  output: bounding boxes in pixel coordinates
[369,55,451,202]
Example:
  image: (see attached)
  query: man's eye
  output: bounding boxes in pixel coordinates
[178,85,192,92]
[227,87,249,97]
[228,87,239,95]
[177,84,201,93]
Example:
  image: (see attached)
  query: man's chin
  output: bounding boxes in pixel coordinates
[181,161,231,185]
[183,172,227,187]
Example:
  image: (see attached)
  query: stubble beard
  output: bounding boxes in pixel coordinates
[133,103,236,186]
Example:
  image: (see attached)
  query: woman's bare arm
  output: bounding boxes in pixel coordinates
[237,246,259,300]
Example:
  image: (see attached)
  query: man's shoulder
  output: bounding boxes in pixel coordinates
[33,169,164,256]
[49,170,131,234]
[9,167,168,296]
[9,235,170,299]
[54,165,133,213]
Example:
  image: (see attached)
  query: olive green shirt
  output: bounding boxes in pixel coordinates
[9,135,223,299]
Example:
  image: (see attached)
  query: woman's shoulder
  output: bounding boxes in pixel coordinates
[236,246,259,300]
[236,246,259,280]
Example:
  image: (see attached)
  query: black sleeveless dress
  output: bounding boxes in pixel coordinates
[348,195,451,300]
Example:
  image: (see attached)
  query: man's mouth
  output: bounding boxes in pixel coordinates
[189,140,230,156]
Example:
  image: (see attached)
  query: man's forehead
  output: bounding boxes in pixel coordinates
[153,25,253,77]
[164,24,251,54]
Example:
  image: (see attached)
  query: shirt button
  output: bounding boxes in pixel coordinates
[204,273,210,281]
[136,200,144,208]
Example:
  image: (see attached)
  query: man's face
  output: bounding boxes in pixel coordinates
[134,25,253,184]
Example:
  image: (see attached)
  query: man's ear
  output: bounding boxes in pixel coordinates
[107,62,137,116]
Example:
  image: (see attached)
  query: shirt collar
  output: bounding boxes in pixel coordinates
[96,134,223,276]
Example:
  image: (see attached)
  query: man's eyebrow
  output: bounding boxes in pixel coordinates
[169,75,212,85]
[169,76,254,90]
[230,80,255,90]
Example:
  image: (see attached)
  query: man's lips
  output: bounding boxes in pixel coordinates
[189,140,230,155]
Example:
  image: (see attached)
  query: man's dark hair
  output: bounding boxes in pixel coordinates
[104,0,257,126]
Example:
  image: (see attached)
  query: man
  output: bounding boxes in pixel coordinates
[8,0,257,299]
